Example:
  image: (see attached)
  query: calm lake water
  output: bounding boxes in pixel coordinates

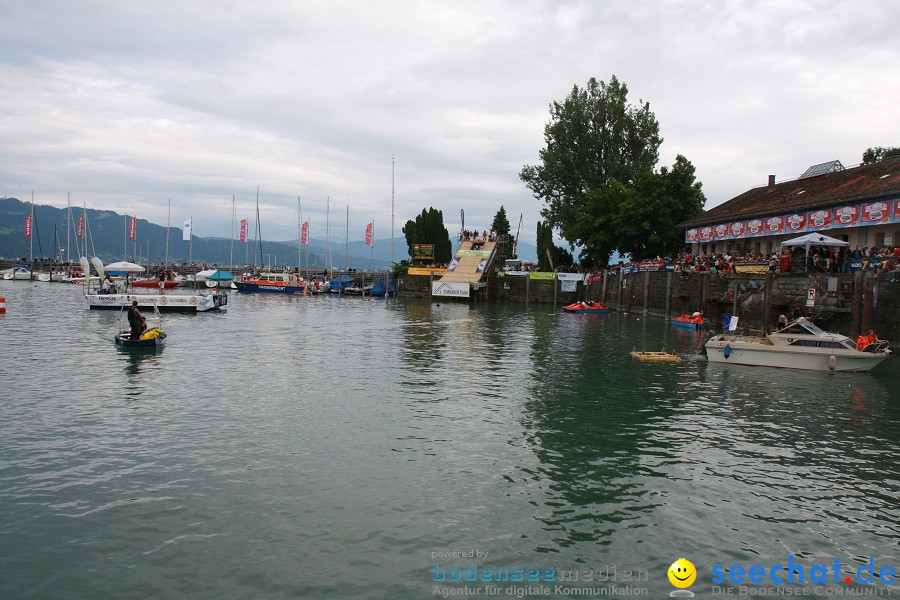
[1,281,898,599]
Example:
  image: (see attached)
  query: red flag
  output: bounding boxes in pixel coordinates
[365,222,373,246]
[301,221,309,244]
[25,215,32,238]
[239,219,247,242]
[77,215,84,238]
[129,216,136,240]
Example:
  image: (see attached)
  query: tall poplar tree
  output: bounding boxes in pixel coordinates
[520,75,661,265]
[402,207,451,263]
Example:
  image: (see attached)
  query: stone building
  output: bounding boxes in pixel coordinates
[680,157,900,256]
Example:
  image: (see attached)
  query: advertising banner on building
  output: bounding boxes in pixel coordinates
[745,218,764,236]
[712,223,728,240]
[785,213,806,232]
[831,205,859,228]
[861,201,890,224]
[764,215,784,234]
[806,209,832,230]
[686,228,699,242]
[728,221,744,238]
[699,226,713,241]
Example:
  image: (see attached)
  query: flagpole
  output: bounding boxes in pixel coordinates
[370,220,375,271]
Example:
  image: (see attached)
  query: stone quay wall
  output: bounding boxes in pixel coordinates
[400,270,899,343]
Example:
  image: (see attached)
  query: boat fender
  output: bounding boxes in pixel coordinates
[723,344,731,359]
[828,355,837,371]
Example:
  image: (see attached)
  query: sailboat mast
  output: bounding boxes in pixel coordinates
[297,196,303,273]
[345,204,349,273]
[255,187,262,268]
[66,193,71,270]
[164,199,170,276]
[391,155,395,268]
[30,192,34,272]
[326,195,332,277]
[230,194,235,269]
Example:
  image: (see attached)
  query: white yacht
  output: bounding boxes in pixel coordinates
[706,317,891,372]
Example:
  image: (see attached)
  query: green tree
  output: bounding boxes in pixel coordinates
[610,155,706,260]
[862,146,900,164]
[490,206,512,241]
[520,75,662,262]
[536,221,573,271]
[402,207,451,264]
[490,205,513,260]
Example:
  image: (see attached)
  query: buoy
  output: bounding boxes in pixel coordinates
[0,296,5,314]
[828,355,837,371]
[723,344,731,359]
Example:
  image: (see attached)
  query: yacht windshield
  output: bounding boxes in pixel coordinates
[796,318,825,336]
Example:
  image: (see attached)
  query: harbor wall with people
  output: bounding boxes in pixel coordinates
[400,269,899,343]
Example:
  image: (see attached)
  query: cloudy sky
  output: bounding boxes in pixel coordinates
[1,0,898,246]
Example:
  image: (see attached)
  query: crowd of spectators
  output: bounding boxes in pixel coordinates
[603,245,900,279]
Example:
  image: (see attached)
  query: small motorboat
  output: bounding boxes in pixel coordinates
[562,301,610,314]
[114,328,167,349]
[671,313,706,330]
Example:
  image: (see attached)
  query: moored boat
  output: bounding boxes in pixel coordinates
[562,301,610,314]
[233,272,306,294]
[705,317,891,372]
[671,313,706,330]
[85,292,227,312]
[3,266,33,280]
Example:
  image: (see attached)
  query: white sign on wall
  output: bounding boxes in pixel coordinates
[432,281,470,298]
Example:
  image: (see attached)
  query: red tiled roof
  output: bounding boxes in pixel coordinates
[681,157,900,228]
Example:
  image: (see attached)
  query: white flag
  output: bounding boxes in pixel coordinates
[183,218,192,241]
[728,316,739,331]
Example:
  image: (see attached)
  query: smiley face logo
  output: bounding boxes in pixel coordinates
[668,558,696,588]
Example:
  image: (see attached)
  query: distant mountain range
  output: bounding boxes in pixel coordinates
[0,197,538,267]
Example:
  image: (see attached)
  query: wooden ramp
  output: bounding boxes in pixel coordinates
[439,241,497,283]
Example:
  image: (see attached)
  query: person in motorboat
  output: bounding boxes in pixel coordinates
[857,330,886,352]
[127,300,144,341]
[100,274,117,294]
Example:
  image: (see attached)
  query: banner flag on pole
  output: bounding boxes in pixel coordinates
[365,222,373,246]
[129,216,136,241]
[183,218,192,241]
[240,219,247,242]
[25,215,32,238]
[77,215,84,238]
[301,221,309,244]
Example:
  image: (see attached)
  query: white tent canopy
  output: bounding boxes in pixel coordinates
[780,233,849,249]
[104,261,145,273]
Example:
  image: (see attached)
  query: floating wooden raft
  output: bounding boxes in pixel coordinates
[630,350,682,362]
